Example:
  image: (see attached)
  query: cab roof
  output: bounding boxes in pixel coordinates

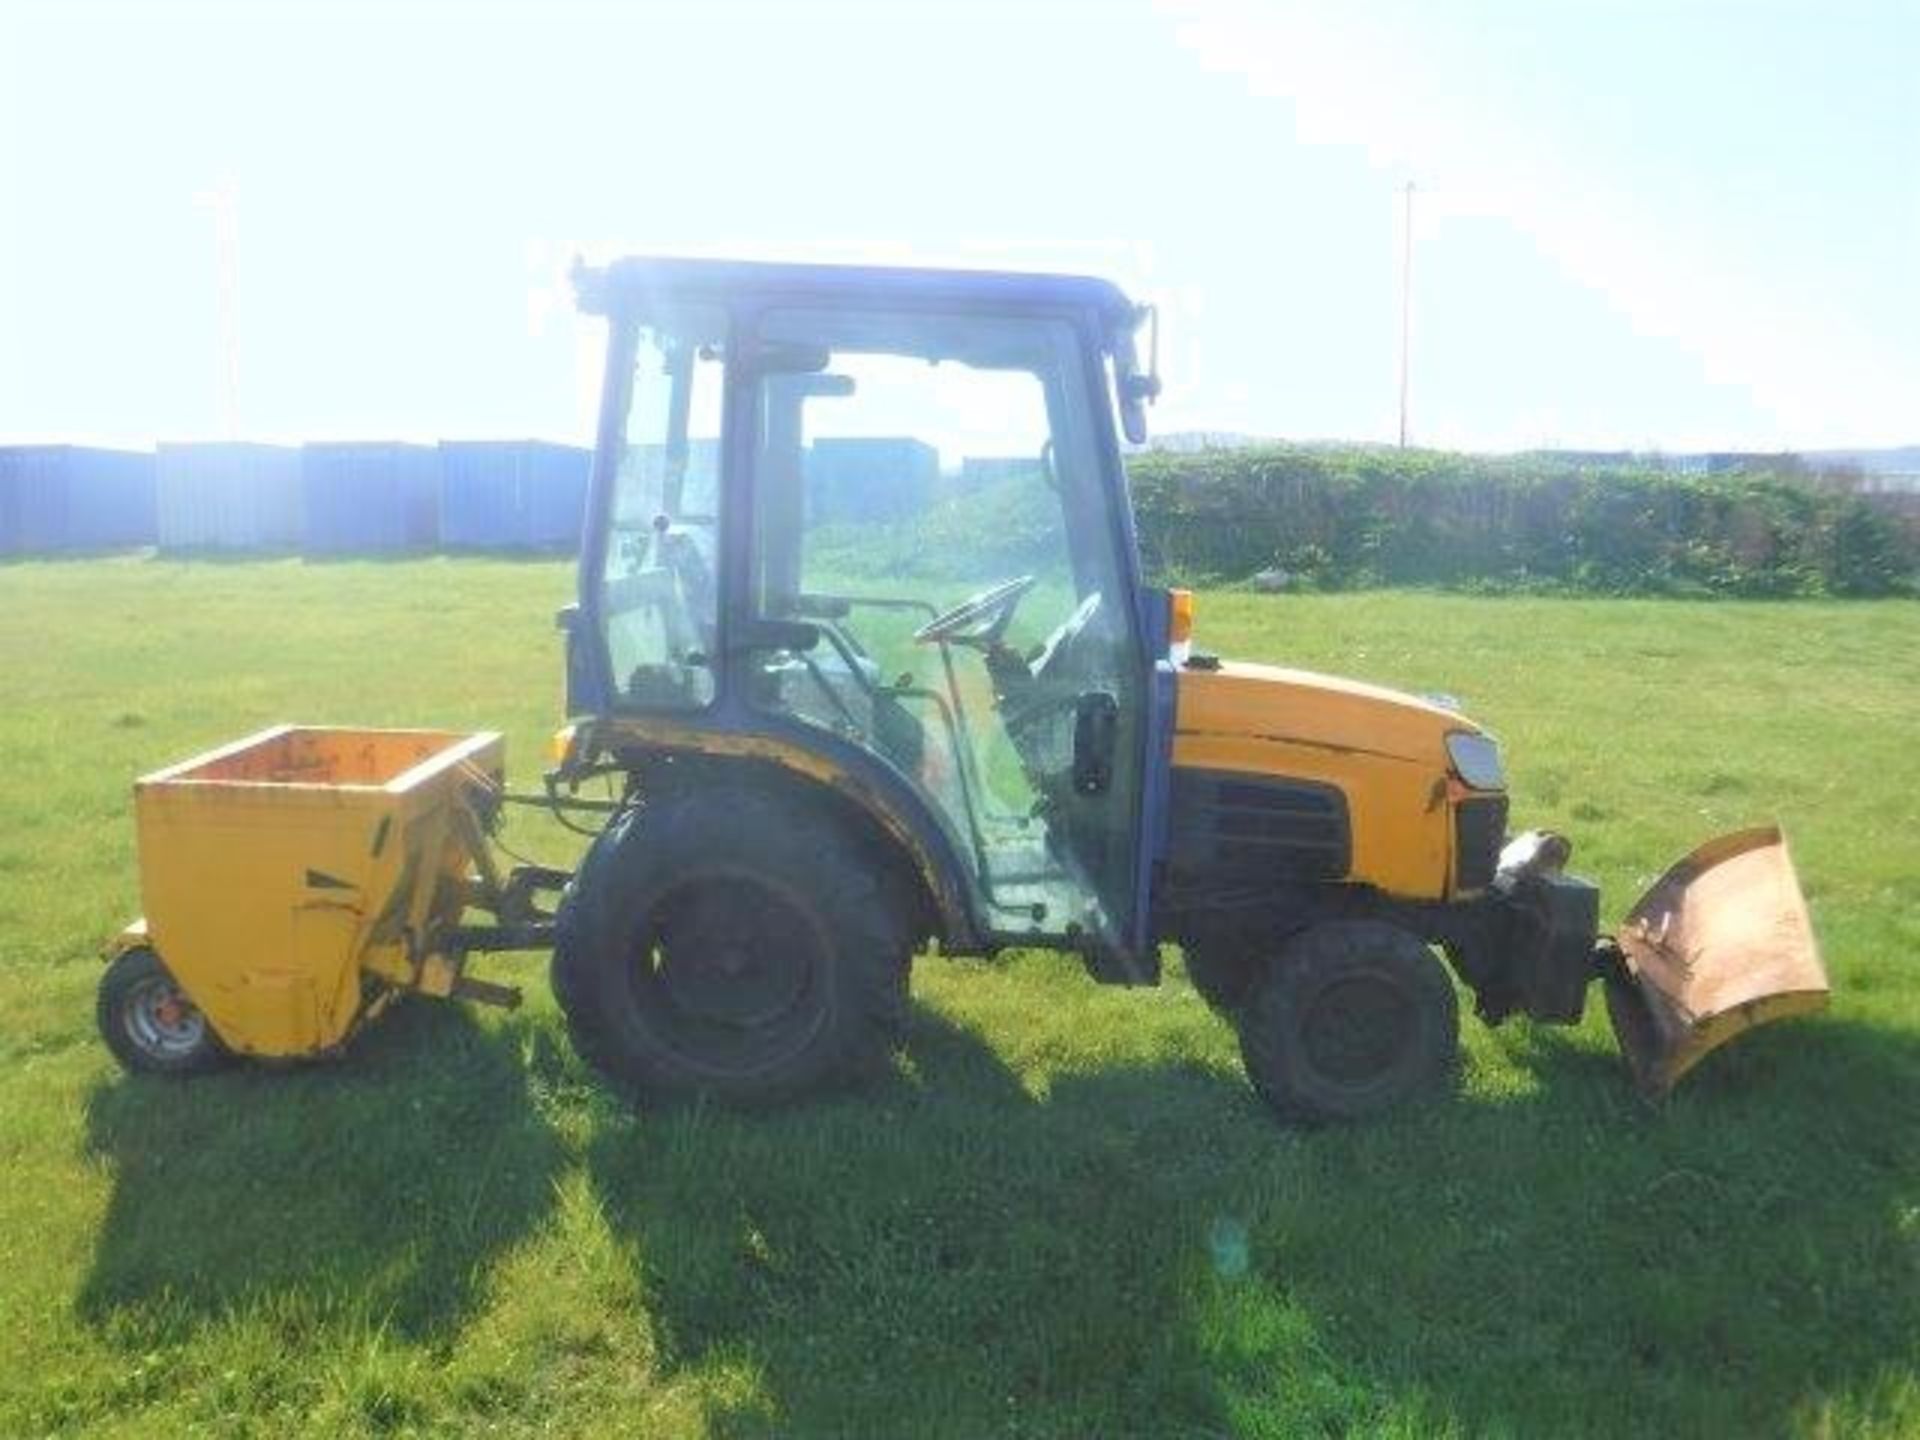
[575,255,1138,325]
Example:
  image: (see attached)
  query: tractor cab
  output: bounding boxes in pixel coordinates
[567,259,1168,970]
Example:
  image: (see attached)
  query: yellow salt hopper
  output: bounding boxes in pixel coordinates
[98,725,558,1071]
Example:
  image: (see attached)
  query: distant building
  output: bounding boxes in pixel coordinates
[157,443,302,551]
[0,445,155,554]
[439,440,590,551]
[805,438,938,524]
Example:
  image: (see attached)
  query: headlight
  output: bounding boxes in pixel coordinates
[1446,731,1506,791]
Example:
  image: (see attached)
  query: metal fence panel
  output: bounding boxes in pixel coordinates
[438,440,589,551]
[301,443,441,553]
[157,443,303,550]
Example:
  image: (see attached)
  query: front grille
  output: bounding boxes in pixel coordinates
[1454,795,1509,892]
[1169,771,1351,880]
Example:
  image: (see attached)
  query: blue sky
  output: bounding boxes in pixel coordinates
[2,0,1914,452]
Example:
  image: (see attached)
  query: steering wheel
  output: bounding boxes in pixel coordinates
[912,575,1037,648]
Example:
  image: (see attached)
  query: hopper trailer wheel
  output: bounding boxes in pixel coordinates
[97,947,229,1076]
[1237,921,1458,1125]
[552,783,912,1106]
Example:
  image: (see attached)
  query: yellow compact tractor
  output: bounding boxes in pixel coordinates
[100,257,1828,1123]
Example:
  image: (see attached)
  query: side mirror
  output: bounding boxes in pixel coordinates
[1039,438,1060,493]
[1071,690,1120,796]
[1114,303,1161,447]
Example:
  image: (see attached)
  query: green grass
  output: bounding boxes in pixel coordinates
[1,558,1916,1437]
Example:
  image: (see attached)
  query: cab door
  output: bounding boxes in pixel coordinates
[737,304,1151,959]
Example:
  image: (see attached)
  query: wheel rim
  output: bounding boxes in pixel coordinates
[1301,974,1417,1086]
[123,973,208,1061]
[627,873,830,1078]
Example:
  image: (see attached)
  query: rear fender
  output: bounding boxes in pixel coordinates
[593,716,980,951]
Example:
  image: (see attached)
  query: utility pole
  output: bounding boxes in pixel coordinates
[1398,179,1414,450]
[195,182,240,439]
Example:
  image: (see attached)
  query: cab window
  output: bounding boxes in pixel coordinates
[745,307,1144,946]
[601,307,726,709]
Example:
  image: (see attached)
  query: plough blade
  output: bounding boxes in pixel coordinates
[1605,825,1828,1096]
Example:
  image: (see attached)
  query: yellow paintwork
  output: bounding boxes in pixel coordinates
[596,666,1489,909]
[1175,660,1488,900]
[125,725,503,1057]
[1178,660,1470,765]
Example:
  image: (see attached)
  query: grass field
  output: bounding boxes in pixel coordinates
[2,557,1916,1437]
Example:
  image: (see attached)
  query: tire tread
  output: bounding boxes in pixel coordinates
[1237,920,1458,1125]
[551,783,911,1105]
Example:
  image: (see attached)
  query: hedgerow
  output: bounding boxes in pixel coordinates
[1126,446,1917,597]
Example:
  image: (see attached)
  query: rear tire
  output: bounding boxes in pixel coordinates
[97,946,229,1076]
[1237,921,1458,1125]
[551,784,912,1106]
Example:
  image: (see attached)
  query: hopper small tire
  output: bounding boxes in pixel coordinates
[97,947,229,1077]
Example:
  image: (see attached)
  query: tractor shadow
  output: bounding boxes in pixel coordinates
[77,1001,563,1345]
[585,1002,1920,1438]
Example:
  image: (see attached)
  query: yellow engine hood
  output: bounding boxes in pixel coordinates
[1175,660,1475,765]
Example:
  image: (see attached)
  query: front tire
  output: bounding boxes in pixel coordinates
[97,946,228,1076]
[1237,921,1458,1125]
[551,784,912,1106]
